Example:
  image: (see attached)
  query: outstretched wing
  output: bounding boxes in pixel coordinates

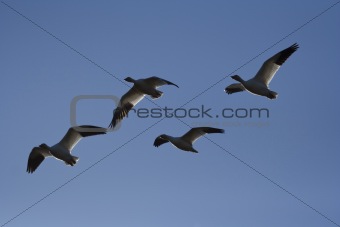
[225,83,245,94]
[181,127,224,144]
[59,125,107,151]
[254,43,299,86]
[27,147,51,173]
[143,76,179,88]
[109,86,145,128]
[153,136,170,147]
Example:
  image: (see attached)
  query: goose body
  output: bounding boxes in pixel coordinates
[109,76,178,128]
[225,43,299,99]
[153,127,225,153]
[27,125,107,173]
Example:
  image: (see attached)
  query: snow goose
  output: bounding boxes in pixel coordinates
[27,125,107,173]
[109,76,179,128]
[225,43,299,99]
[153,127,224,153]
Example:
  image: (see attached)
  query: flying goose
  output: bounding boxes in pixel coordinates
[153,127,224,153]
[225,43,299,99]
[27,125,107,173]
[109,76,179,128]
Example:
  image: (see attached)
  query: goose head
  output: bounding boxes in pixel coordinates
[231,75,244,83]
[124,77,135,83]
[39,143,50,150]
[160,134,170,140]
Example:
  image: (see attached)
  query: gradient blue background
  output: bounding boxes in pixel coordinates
[1,1,339,226]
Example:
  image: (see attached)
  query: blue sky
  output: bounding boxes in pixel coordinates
[1,1,339,226]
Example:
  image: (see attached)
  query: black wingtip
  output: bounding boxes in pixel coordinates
[163,78,179,88]
[291,43,299,50]
[108,121,116,129]
[26,165,35,174]
[275,43,300,66]
[203,127,225,134]
[213,128,225,134]
[169,82,179,88]
[289,43,299,53]
[75,125,107,136]
[153,140,160,147]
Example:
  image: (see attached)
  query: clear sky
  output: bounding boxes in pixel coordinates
[1,1,339,227]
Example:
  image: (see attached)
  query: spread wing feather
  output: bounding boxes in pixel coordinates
[181,127,224,144]
[254,43,299,86]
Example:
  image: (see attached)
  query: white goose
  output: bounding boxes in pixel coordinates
[109,76,179,128]
[153,127,224,153]
[27,125,107,173]
[225,43,299,99]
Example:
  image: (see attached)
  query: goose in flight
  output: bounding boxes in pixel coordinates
[109,76,179,128]
[153,127,224,153]
[27,125,107,173]
[225,43,299,99]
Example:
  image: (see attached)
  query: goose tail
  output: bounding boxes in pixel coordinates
[71,156,79,165]
[267,91,278,99]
